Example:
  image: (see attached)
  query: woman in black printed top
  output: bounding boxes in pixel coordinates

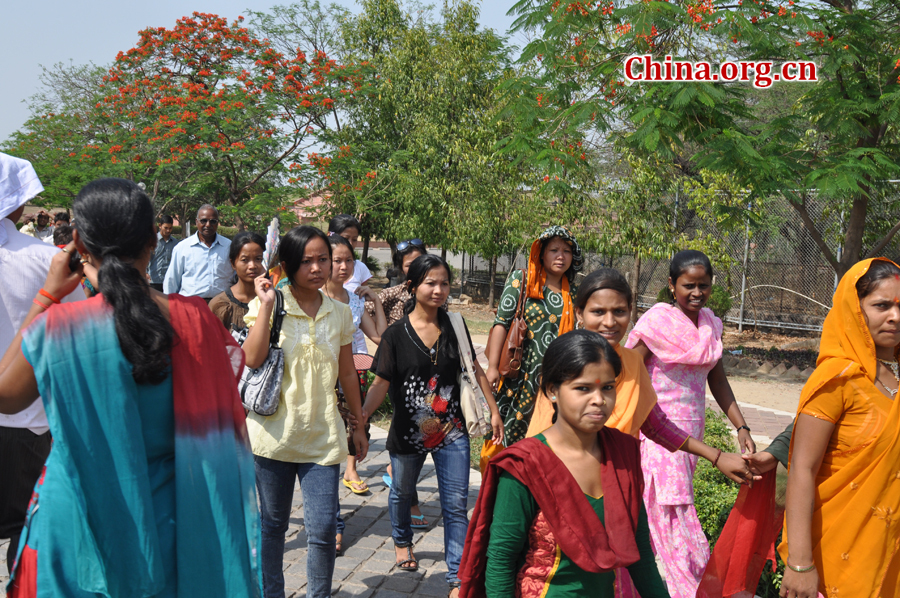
[363,255,502,597]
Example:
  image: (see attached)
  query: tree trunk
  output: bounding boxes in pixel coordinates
[179,204,189,240]
[362,235,370,262]
[837,194,869,276]
[630,254,642,323]
[488,256,497,307]
[441,247,447,261]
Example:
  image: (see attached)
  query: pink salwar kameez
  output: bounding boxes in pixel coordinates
[623,303,724,598]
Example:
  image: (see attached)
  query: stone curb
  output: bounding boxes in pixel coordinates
[722,354,814,383]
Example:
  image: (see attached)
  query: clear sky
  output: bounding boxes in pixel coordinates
[0,0,520,143]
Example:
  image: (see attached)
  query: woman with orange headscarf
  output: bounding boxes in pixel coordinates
[484,226,582,450]
[777,258,900,598]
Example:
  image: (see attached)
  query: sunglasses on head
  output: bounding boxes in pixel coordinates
[199,218,219,225]
[396,239,425,252]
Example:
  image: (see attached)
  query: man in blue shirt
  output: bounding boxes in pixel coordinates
[148,215,177,292]
[164,205,232,301]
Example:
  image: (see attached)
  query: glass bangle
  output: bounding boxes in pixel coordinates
[787,561,816,573]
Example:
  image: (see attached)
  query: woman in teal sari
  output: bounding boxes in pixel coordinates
[0,179,261,597]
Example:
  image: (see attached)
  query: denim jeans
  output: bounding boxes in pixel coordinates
[255,455,339,598]
[389,434,470,585]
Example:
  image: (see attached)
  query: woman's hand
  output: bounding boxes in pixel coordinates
[780,567,820,598]
[737,428,756,454]
[715,452,761,485]
[490,410,504,446]
[355,285,379,303]
[353,427,369,462]
[744,450,779,475]
[255,275,276,305]
[44,242,84,300]
[485,366,500,392]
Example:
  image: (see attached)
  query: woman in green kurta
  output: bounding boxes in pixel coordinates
[459,331,668,598]
[485,433,666,597]
[485,226,583,448]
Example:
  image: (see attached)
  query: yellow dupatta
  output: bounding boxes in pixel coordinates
[526,344,659,439]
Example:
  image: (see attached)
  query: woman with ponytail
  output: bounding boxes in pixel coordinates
[0,178,262,597]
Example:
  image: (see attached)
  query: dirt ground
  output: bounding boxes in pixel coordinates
[721,375,803,414]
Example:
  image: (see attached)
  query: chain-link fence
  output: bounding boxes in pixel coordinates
[459,192,900,333]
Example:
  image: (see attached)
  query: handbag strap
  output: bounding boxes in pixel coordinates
[448,312,476,375]
[513,269,527,320]
[269,290,286,347]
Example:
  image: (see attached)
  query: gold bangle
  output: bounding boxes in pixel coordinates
[787,560,816,573]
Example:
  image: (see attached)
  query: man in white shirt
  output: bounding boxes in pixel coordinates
[19,210,53,241]
[163,204,232,301]
[0,153,85,570]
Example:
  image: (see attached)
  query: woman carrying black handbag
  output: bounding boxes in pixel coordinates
[241,225,368,598]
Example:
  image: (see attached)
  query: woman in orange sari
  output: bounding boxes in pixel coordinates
[779,258,900,598]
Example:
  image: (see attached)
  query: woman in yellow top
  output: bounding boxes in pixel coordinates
[779,258,900,598]
[243,225,369,598]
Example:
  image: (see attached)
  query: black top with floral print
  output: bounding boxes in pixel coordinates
[372,315,476,454]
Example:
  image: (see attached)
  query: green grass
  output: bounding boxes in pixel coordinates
[469,435,484,470]
[462,317,493,335]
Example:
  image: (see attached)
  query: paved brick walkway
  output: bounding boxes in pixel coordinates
[706,397,794,446]
[0,425,481,598]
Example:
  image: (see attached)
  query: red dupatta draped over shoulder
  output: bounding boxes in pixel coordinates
[459,428,644,598]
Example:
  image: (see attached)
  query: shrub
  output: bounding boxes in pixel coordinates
[694,408,739,548]
[656,286,673,304]
[706,285,733,319]
[361,255,380,277]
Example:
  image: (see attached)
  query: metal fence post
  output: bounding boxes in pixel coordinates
[738,204,751,332]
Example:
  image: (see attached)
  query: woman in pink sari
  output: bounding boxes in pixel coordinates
[625,250,756,598]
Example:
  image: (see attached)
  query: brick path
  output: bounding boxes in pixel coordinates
[0,424,481,598]
[707,398,794,446]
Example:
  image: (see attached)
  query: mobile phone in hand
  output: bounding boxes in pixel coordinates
[68,248,82,272]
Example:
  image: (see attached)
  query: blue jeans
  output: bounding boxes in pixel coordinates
[389,435,470,586]
[255,455,339,598]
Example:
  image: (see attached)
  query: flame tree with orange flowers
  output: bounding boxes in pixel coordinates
[505,0,900,278]
[5,12,369,227]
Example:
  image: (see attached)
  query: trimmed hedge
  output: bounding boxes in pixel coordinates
[694,408,739,548]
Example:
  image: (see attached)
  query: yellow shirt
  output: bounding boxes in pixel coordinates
[244,290,355,465]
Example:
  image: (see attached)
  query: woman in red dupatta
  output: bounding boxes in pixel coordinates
[460,330,669,598]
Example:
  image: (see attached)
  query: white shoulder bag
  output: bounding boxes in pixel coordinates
[448,312,493,438]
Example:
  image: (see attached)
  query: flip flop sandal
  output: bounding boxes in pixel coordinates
[336,536,343,557]
[382,474,392,488]
[411,514,430,529]
[395,546,418,572]
[342,478,369,494]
